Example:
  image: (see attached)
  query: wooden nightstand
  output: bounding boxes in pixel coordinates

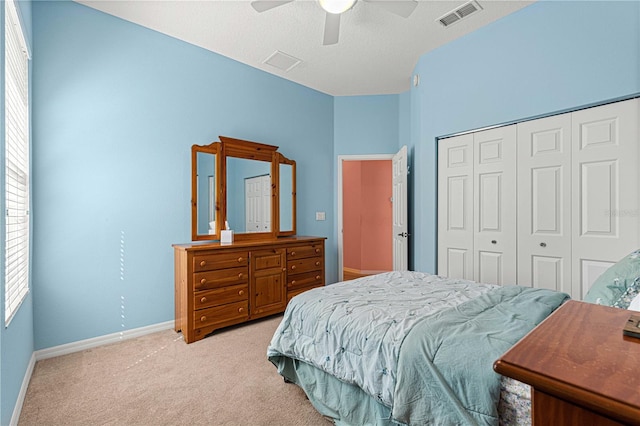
[494,300,640,426]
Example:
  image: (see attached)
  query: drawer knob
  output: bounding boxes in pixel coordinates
[291,251,296,257]
[200,278,206,285]
[315,261,320,266]
[315,275,321,280]
[237,257,243,263]
[199,260,206,267]
[200,315,207,322]
[491,240,497,244]
[291,280,296,285]
[200,296,207,303]
[282,268,286,272]
[238,290,244,296]
[291,265,296,270]
[238,307,244,313]
[315,248,320,253]
[540,242,547,247]
[238,273,244,279]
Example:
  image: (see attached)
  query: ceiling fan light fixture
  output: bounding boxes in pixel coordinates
[319,0,356,15]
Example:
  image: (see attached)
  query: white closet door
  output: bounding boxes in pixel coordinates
[437,134,474,280]
[245,175,271,233]
[517,114,572,295]
[572,98,639,299]
[473,126,517,285]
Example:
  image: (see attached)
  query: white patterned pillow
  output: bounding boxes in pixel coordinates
[584,249,640,307]
[629,293,640,312]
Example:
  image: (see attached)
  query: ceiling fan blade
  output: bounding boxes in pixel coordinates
[363,0,418,18]
[250,0,294,13]
[323,12,341,45]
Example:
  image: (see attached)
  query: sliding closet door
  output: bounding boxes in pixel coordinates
[571,98,640,299]
[438,134,474,279]
[517,114,572,294]
[473,126,517,285]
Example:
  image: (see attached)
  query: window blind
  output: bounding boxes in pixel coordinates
[5,0,30,326]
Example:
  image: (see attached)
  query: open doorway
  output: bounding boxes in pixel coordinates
[338,148,408,282]
[342,159,393,280]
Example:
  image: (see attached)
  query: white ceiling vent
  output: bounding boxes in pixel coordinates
[438,1,483,27]
[263,50,302,72]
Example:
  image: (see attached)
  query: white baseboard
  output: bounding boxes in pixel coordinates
[34,320,175,361]
[10,352,35,426]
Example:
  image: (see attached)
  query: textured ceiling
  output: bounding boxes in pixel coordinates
[76,0,534,96]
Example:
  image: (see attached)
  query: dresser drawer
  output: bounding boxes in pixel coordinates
[194,284,248,310]
[287,270,323,291]
[193,251,249,272]
[288,257,322,274]
[286,244,323,260]
[194,301,248,329]
[194,267,248,291]
[253,249,285,271]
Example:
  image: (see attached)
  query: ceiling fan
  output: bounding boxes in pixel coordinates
[250,0,419,45]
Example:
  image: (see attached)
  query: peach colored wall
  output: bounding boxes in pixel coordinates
[343,162,362,269]
[342,160,392,272]
[361,161,392,271]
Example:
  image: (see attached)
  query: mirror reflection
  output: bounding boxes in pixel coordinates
[226,157,271,233]
[196,151,216,235]
[279,163,293,233]
[191,137,296,241]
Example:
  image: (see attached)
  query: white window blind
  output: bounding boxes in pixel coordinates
[5,0,30,326]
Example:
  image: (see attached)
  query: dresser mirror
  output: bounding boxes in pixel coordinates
[191,136,296,241]
[192,143,221,241]
[278,155,296,236]
[226,156,272,233]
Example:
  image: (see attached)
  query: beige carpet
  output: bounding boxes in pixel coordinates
[19,315,331,425]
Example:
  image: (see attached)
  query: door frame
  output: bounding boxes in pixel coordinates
[337,154,395,282]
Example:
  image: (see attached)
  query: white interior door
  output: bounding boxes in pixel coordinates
[571,98,639,299]
[245,175,271,233]
[517,114,572,295]
[437,134,474,280]
[392,146,408,270]
[473,125,517,285]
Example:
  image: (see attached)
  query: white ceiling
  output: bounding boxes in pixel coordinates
[76,0,534,96]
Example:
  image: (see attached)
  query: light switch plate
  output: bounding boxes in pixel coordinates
[316,212,326,221]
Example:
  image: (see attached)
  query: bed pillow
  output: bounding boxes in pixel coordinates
[628,293,640,312]
[583,249,640,308]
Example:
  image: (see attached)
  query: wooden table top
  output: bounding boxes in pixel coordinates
[494,300,640,425]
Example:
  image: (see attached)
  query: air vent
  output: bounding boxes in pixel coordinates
[438,1,482,27]
[263,50,302,72]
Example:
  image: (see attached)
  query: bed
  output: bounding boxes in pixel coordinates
[267,271,569,426]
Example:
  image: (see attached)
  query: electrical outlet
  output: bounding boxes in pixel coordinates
[316,212,326,221]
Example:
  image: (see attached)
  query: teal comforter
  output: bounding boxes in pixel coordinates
[268,272,568,425]
[392,285,568,425]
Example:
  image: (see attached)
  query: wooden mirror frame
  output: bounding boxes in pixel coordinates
[191,136,296,241]
[276,152,296,237]
[191,142,222,241]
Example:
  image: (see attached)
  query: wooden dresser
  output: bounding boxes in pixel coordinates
[173,236,325,343]
[494,300,640,426]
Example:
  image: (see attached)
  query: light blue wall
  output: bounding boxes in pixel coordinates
[409,0,640,273]
[31,1,334,350]
[1,1,34,424]
[334,95,400,156]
